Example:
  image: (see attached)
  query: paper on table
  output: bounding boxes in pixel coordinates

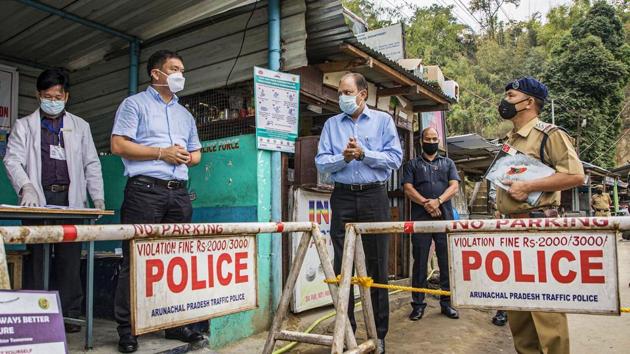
[0,204,100,211]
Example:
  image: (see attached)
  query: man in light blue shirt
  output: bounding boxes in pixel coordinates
[315,72,402,354]
[110,50,202,353]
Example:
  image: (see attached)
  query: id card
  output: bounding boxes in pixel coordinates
[50,145,66,160]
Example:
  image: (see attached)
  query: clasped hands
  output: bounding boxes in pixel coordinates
[161,144,191,165]
[343,137,364,162]
[422,198,442,218]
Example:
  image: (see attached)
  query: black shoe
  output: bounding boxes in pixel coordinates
[118,334,138,353]
[64,323,81,333]
[376,338,386,354]
[492,310,508,326]
[441,305,459,319]
[164,326,204,343]
[408,307,425,321]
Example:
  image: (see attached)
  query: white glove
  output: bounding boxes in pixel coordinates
[20,183,40,207]
[93,199,106,210]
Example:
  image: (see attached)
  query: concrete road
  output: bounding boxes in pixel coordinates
[216,237,630,354]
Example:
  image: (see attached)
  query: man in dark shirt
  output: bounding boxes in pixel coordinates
[402,127,460,320]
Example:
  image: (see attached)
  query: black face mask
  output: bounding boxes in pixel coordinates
[498,98,529,119]
[422,142,439,155]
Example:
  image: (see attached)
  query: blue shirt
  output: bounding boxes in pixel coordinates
[315,107,402,184]
[401,154,460,220]
[111,86,201,181]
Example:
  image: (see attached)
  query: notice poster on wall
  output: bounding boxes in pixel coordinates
[131,234,258,335]
[254,66,300,153]
[448,230,619,314]
[0,290,67,354]
[0,65,19,131]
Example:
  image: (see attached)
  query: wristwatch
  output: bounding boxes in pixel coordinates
[357,151,365,161]
[437,197,443,205]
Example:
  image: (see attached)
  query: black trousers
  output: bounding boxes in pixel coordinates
[410,232,450,309]
[330,185,390,339]
[22,189,83,318]
[114,178,202,336]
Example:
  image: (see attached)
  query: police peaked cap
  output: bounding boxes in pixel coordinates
[505,77,549,101]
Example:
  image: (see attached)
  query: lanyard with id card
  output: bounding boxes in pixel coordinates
[42,118,66,161]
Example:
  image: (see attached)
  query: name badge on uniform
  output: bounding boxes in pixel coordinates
[50,145,66,160]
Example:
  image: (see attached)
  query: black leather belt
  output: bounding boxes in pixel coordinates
[44,184,69,192]
[334,181,386,192]
[131,175,187,190]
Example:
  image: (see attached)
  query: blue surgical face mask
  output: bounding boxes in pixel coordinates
[339,94,359,115]
[40,99,65,116]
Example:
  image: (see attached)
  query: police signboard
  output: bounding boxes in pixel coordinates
[448,230,619,314]
[0,290,67,353]
[131,232,258,335]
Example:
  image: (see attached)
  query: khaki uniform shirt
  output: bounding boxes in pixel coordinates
[496,118,584,214]
[592,193,611,210]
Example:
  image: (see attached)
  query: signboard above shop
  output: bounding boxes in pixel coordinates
[254,67,300,153]
[356,23,405,62]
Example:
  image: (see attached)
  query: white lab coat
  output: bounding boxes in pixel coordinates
[3,110,104,208]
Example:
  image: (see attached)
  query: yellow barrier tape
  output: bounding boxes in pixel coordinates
[325,275,630,313]
[324,275,451,297]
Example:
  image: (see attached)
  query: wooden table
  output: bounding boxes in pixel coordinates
[0,206,114,349]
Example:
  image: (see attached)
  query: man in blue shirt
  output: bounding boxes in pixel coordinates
[402,127,460,321]
[315,72,402,354]
[110,50,202,353]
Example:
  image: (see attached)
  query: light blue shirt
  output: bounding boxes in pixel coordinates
[315,107,402,184]
[111,86,201,181]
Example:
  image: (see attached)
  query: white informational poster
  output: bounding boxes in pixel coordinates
[131,235,257,335]
[356,23,405,62]
[291,188,335,312]
[0,290,67,354]
[254,66,300,153]
[448,230,619,314]
[0,64,19,131]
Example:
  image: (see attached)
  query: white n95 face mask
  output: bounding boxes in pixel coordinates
[155,70,185,93]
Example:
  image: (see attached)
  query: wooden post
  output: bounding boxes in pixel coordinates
[469,181,481,209]
[262,231,312,354]
[311,226,358,350]
[331,225,358,353]
[353,232,378,342]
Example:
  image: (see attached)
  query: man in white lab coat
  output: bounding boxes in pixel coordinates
[3,68,104,332]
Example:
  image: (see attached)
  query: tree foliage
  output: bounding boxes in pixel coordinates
[343,0,629,167]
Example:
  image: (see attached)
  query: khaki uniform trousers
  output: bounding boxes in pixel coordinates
[507,311,569,354]
[594,210,611,217]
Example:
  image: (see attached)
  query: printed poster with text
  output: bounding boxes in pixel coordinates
[254,66,300,153]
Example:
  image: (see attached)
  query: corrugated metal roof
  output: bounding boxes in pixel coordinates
[0,0,251,70]
[305,0,453,105]
[1,0,307,151]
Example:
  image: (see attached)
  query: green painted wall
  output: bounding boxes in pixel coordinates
[0,134,275,347]
[208,146,274,348]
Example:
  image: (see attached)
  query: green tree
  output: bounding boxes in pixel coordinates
[545,2,629,167]
[404,4,469,66]
[469,0,521,39]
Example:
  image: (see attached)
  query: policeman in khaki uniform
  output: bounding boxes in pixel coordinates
[495,77,585,354]
[591,186,612,216]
